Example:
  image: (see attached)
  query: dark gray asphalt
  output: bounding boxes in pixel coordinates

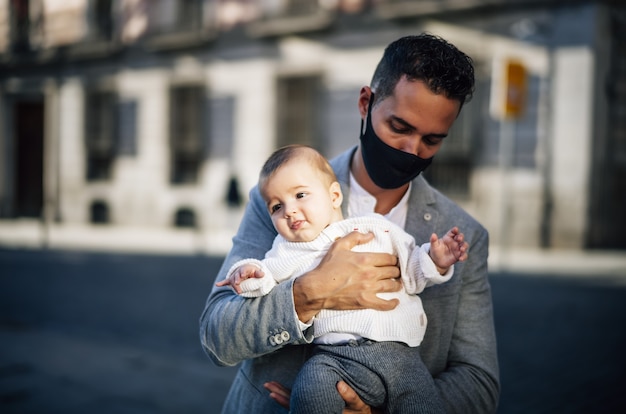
[1,248,625,413]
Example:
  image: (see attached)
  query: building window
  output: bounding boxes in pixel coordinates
[175,0,203,31]
[9,0,44,52]
[276,75,323,150]
[174,207,196,228]
[422,113,473,199]
[225,175,242,208]
[249,0,334,37]
[89,0,114,41]
[90,200,110,224]
[611,14,626,162]
[260,0,323,18]
[149,0,203,34]
[85,90,116,181]
[170,85,204,184]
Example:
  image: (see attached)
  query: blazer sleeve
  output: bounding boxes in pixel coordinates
[404,242,453,294]
[430,226,500,413]
[199,185,313,367]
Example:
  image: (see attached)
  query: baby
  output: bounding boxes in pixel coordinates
[217,145,467,413]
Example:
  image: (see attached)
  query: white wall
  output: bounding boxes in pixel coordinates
[58,78,87,223]
[549,47,594,248]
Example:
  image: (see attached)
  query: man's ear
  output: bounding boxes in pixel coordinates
[358,86,372,119]
[330,181,343,208]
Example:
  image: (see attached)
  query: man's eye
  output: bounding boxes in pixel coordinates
[390,123,410,134]
[423,137,442,147]
[271,204,282,213]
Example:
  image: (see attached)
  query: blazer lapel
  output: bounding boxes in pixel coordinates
[405,176,439,245]
[331,146,357,219]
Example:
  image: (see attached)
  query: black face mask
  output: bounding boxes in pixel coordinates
[359,93,433,189]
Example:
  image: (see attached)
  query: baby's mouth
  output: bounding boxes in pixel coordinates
[290,220,304,230]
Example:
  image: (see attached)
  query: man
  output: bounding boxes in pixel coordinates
[200,33,500,413]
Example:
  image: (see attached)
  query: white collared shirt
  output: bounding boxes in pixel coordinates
[348,172,411,229]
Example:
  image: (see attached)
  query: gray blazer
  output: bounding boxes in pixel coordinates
[200,146,500,413]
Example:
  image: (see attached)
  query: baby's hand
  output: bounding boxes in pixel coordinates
[215,264,265,295]
[429,227,469,273]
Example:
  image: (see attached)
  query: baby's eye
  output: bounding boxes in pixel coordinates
[296,192,307,199]
[270,203,282,213]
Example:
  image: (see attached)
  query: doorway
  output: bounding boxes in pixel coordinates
[587,8,626,249]
[13,99,44,218]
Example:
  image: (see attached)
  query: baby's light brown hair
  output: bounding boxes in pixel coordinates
[259,145,337,200]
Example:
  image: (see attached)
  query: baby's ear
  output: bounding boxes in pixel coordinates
[330,181,343,208]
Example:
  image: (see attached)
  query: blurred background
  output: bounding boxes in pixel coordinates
[0,0,625,256]
[1,0,626,413]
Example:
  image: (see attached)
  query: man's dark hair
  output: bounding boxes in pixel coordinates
[371,33,475,107]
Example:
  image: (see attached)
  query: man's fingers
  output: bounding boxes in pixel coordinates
[370,296,399,311]
[382,277,402,293]
[331,232,399,269]
[264,382,291,409]
[337,381,368,411]
[371,262,401,285]
[369,252,399,268]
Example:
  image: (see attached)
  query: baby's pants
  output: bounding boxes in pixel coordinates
[290,340,445,414]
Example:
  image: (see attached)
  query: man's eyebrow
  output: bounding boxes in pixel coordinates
[390,116,415,131]
[390,115,448,138]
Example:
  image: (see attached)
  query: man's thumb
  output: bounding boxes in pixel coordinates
[341,230,375,249]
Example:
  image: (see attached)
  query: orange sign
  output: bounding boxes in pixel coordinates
[505,61,527,118]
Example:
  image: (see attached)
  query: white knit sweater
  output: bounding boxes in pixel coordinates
[226,214,452,347]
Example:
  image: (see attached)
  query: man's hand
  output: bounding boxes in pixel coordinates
[264,380,381,414]
[264,381,290,409]
[337,381,382,414]
[293,231,402,322]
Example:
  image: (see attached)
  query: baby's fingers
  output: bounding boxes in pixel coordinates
[454,231,464,242]
[456,241,469,261]
[215,279,232,287]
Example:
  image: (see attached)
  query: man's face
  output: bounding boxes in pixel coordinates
[366,77,461,159]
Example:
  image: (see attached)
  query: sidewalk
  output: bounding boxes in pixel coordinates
[1,220,625,277]
[488,246,626,278]
[0,221,235,256]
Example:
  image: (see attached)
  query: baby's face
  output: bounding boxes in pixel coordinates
[262,161,341,242]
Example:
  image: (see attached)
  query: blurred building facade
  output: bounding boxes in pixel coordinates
[0,0,624,255]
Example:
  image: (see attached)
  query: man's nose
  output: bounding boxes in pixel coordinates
[401,137,422,156]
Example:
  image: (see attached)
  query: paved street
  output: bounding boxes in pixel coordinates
[491,272,626,413]
[1,248,625,413]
